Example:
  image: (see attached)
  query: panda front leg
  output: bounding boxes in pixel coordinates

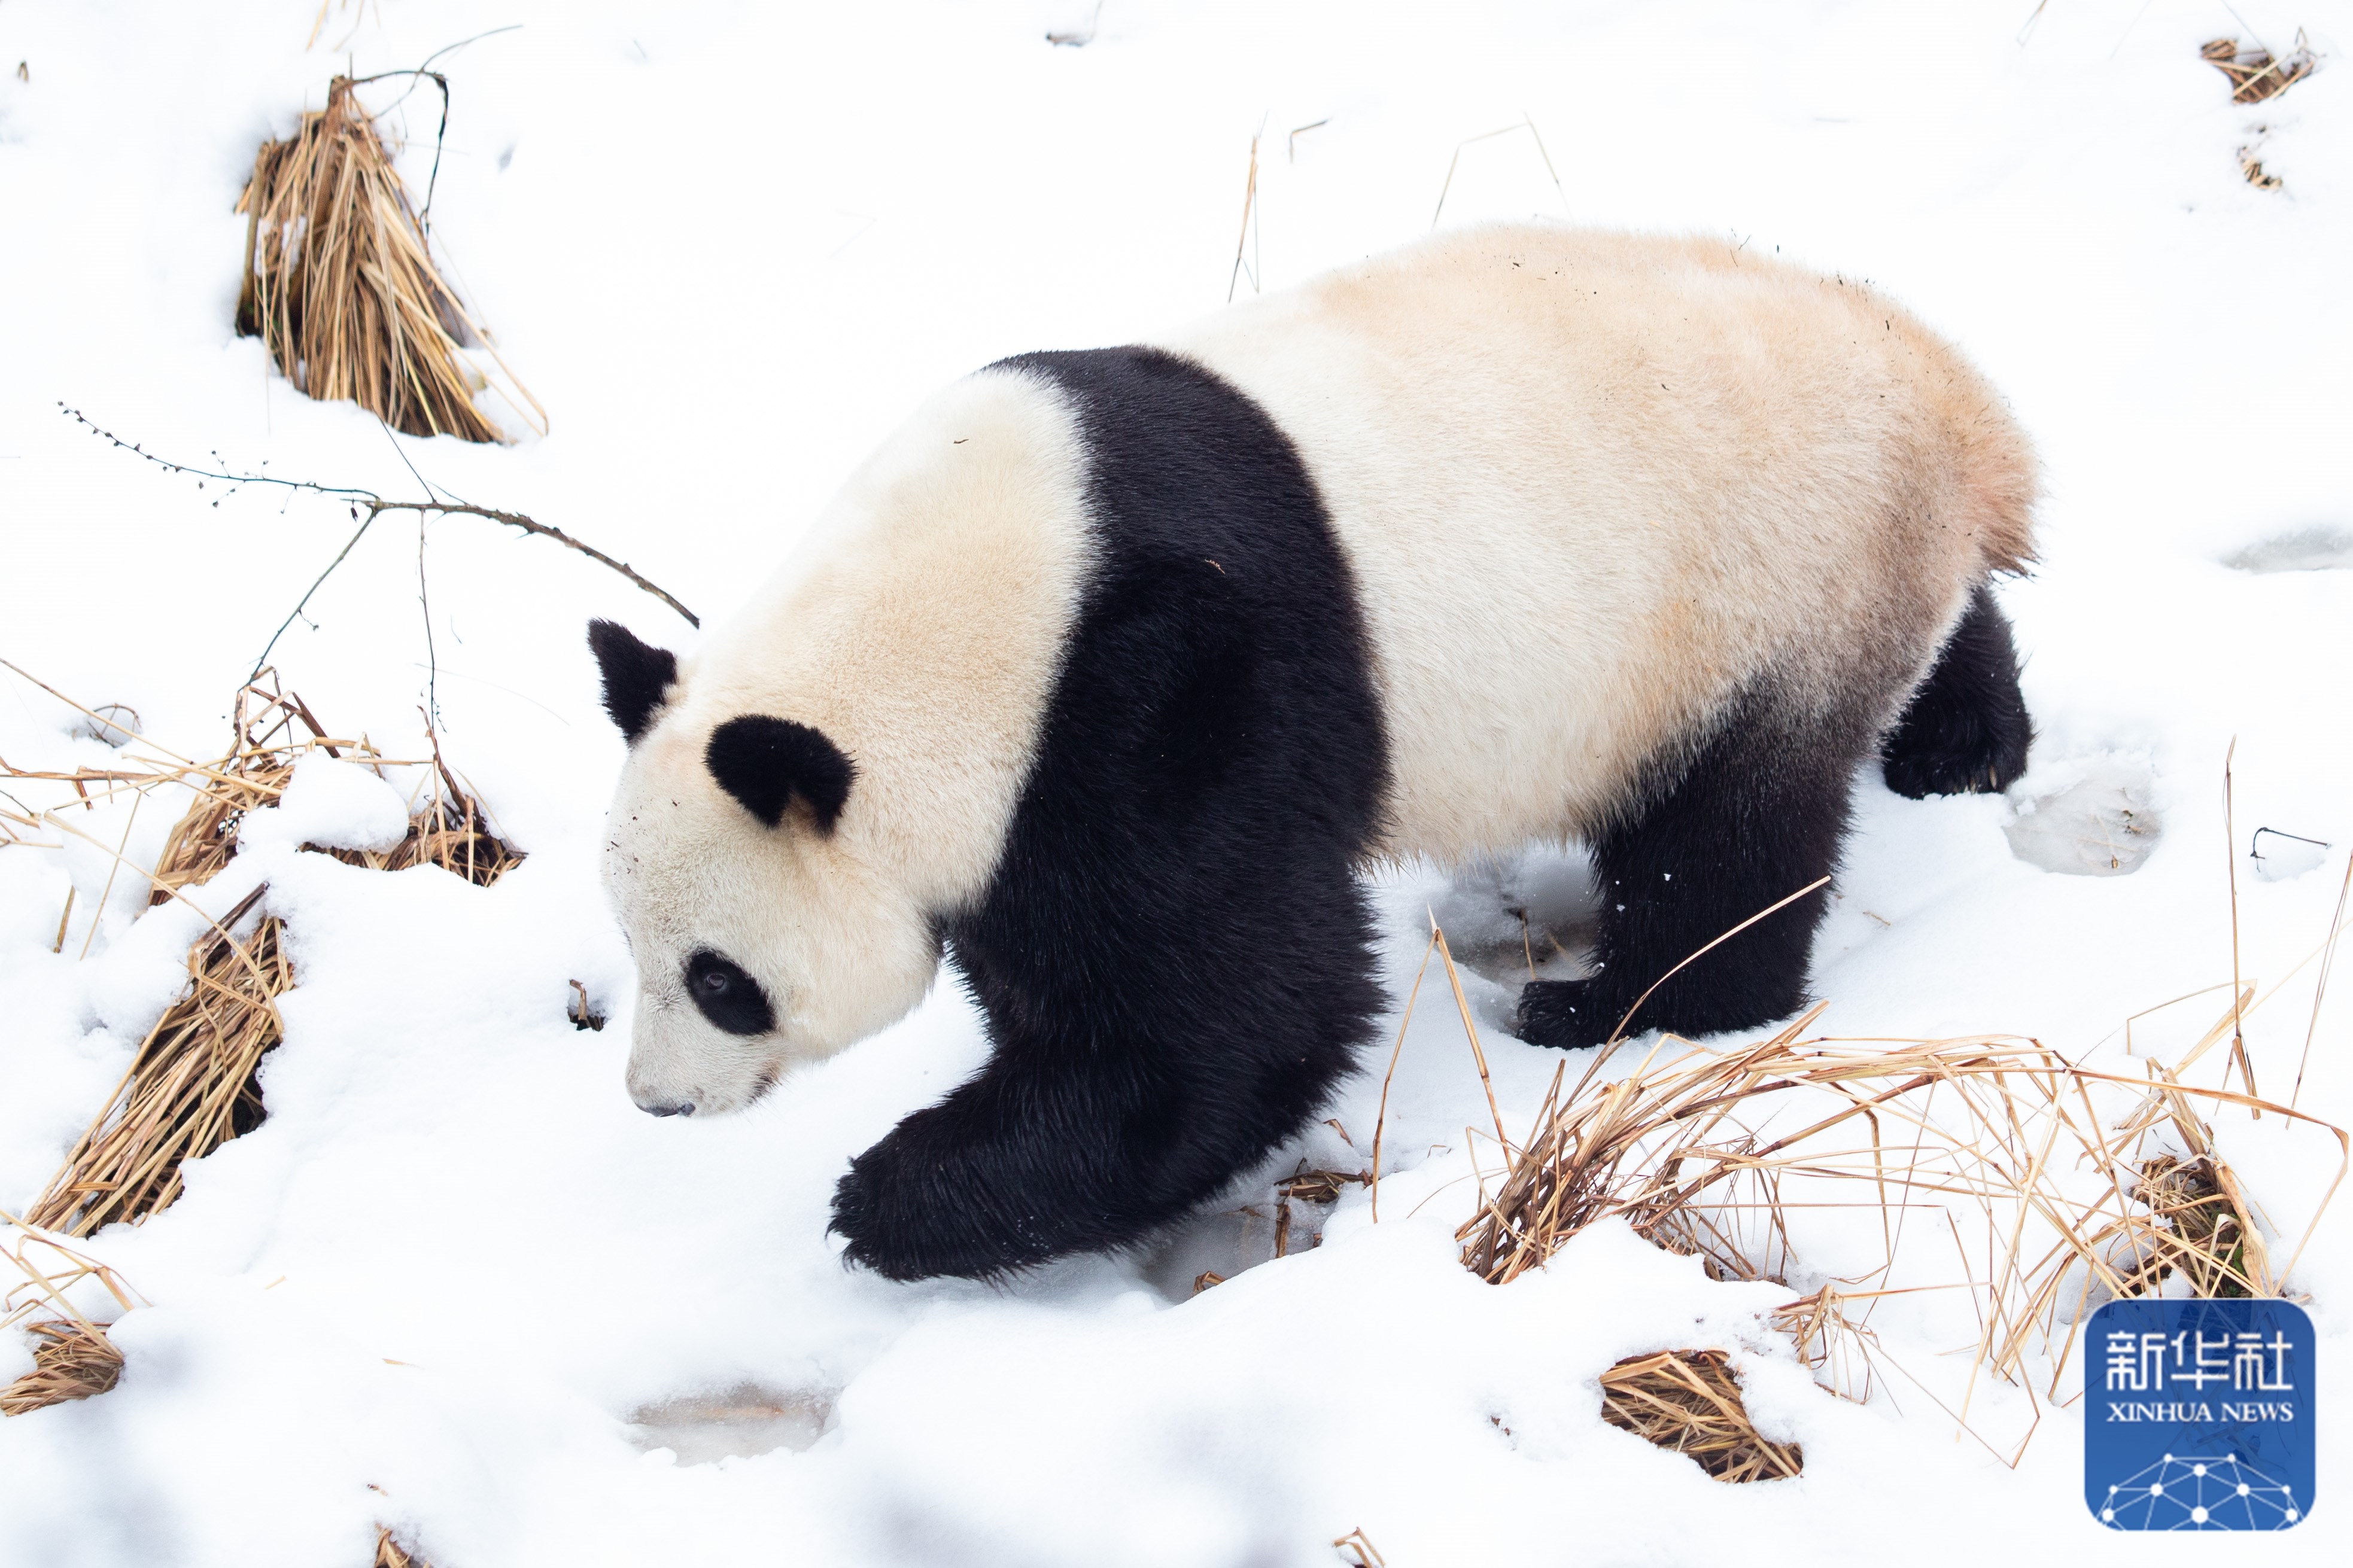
[828,1055,1141,1281]
[830,868,1384,1281]
[1518,699,1861,1051]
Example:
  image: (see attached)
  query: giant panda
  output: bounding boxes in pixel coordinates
[589,225,2036,1282]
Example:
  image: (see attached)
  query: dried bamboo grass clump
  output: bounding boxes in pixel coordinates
[376,769,524,887]
[1458,1019,2336,1314]
[2117,1155,2251,1298]
[1770,1286,1881,1406]
[1598,1349,1802,1482]
[5,675,522,907]
[26,887,291,1236]
[141,680,523,902]
[2202,36,2316,104]
[1455,1009,2346,1456]
[237,77,513,441]
[144,685,336,906]
[1,1319,124,1415]
[3,1217,137,1417]
[5,675,522,1238]
[373,1527,434,1568]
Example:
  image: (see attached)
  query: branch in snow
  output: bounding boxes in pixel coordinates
[57,405,701,681]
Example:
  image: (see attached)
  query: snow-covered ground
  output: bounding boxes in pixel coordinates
[4,2,2350,1563]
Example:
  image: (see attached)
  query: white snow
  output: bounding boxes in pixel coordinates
[3,2,2350,1564]
[247,754,416,856]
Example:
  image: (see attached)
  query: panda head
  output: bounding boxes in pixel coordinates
[588,619,940,1119]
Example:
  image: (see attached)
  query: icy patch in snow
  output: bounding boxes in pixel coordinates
[243,754,412,855]
[1139,1207,1281,1300]
[2248,829,2329,884]
[68,702,142,748]
[1136,1174,1352,1300]
[2004,757,2163,878]
[2220,524,2353,574]
[628,1384,835,1463]
[1428,844,1597,987]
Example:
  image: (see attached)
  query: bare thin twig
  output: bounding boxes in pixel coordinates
[2293,851,2353,1112]
[1045,2,1106,47]
[347,26,527,228]
[57,406,700,671]
[1608,876,1833,1045]
[418,517,439,730]
[1369,928,1440,1222]
[1431,115,1571,231]
[1432,918,1509,1148]
[2223,741,2259,1109]
[1227,118,1264,304]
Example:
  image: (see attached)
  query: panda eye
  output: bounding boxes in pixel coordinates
[683,949,776,1036]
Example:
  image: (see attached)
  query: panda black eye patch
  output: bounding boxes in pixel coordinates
[683,949,776,1036]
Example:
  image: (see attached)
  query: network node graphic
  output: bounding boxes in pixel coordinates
[2098,1453,2301,1531]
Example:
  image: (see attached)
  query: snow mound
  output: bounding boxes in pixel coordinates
[244,753,414,856]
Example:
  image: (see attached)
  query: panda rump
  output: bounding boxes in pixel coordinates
[592,224,2038,1281]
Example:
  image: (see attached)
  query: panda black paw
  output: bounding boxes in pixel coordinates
[1516,978,1614,1051]
[1880,733,2026,800]
[829,1152,972,1283]
[826,1161,902,1278]
[1879,682,2030,799]
[829,1121,1059,1282]
[1880,587,2032,799]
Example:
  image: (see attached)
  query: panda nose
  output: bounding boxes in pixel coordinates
[640,1100,696,1118]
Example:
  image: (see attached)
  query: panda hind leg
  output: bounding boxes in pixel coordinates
[1518,695,1860,1052]
[1880,583,2032,799]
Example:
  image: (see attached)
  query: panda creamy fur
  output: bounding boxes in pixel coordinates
[592,224,2038,1277]
[600,370,1094,1115]
[1163,229,2033,860]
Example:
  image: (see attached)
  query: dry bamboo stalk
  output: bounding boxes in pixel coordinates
[1457,1027,2348,1428]
[10,676,522,1238]
[0,674,522,911]
[3,1213,139,1417]
[1598,1349,1802,1482]
[0,1319,123,1415]
[2202,36,2316,104]
[238,77,534,441]
[26,888,290,1235]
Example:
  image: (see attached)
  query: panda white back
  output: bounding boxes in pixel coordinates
[1157,226,2034,862]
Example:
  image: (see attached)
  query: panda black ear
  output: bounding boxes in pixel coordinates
[706,715,857,833]
[588,619,679,744]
